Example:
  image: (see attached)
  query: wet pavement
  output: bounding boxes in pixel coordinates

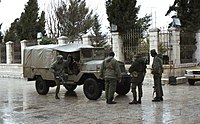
[0,78,200,124]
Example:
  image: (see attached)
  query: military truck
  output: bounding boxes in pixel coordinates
[23,43,131,100]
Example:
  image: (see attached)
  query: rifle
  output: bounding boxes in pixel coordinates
[55,74,67,85]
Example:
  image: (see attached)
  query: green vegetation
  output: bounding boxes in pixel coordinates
[4,0,45,42]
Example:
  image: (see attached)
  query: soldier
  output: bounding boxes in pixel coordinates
[128,54,147,104]
[150,49,164,102]
[99,52,121,104]
[66,54,74,75]
[50,55,68,99]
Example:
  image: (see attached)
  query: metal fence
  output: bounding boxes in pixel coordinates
[121,29,149,64]
[0,30,197,64]
[158,29,171,64]
[180,31,196,63]
[158,28,197,64]
[14,42,21,63]
[0,40,37,64]
[120,28,197,65]
[0,43,6,63]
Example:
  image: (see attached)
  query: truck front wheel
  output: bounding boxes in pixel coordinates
[83,78,102,100]
[35,76,49,95]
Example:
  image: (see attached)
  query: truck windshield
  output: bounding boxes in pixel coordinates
[82,49,93,58]
[81,48,105,61]
[93,49,105,60]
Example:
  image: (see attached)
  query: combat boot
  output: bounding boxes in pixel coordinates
[55,94,60,99]
[152,97,160,102]
[137,97,142,104]
[160,97,163,101]
[129,97,137,104]
[107,98,117,104]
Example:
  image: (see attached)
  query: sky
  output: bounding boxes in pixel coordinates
[0,0,175,34]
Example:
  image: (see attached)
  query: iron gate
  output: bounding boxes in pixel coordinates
[121,29,149,64]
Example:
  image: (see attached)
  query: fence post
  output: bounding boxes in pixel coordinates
[195,29,200,62]
[149,28,160,65]
[21,40,28,64]
[168,27,180,66]
[6,41,14,64]
[82,35,90,45]
[111,32,124,62]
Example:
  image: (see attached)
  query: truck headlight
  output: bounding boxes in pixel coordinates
[185,70,193,74]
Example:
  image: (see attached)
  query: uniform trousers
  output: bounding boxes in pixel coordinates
[105,79,117,101]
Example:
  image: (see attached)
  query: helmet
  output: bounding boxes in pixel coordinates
[57,55,63,62]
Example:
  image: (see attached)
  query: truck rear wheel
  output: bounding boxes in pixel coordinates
[83,78,102,100]
[116,81,131,95]
[35,76,49,95]
[63,84,77,91]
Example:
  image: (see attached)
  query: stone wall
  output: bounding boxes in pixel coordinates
[0,64,23,78]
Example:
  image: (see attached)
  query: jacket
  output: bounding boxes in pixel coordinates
[129,57,146,83]
[100,56,121,80]
[50,55,68,76]
[152,55,163,75]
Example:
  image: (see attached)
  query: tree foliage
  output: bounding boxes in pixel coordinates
[4,19,20,42]
[4,0,46,42]
[46,1,60,39]
[106,0,151,33]
[40,37,56,45]
[89,14,107,47]
[54,0,94,42]
[0,23,3,43]
[19,0,39,40]
[166,0,200,62]
[166,0,200,32]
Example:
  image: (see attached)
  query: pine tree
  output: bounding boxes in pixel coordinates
[4,0,46,42]
[19,0,39,40]
[90,15,107,47]
[165,0,200,62]
[36,11,46,37]
[106,0,137,32]
[4,19,20,42]
[106,0,150,33]
[166,0,200,32]
[0,23,3,43]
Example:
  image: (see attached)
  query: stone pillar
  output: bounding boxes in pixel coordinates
[21,40,28,64]
[82,35,90,45]
[111,32,124,62]
[0,43,1,63]
[57,36,68,44]
[168,27,180,66]
[37,32,43,45]
[195,30,200,62]
[149,28,160,65]
[6,41,14,64]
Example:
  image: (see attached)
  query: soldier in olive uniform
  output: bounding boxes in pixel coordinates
[50,55,68,99]
[99,52,121,104]
[128,54,147,104]
[150,49,164,102]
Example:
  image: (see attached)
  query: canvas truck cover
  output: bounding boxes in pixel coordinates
[24,43,93,68]
[23,43,94,78]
